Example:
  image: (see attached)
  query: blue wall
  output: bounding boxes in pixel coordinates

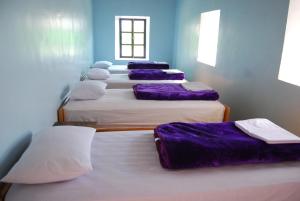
[0,0,93,177]
[173,0,300,134]
[92,0,176,65]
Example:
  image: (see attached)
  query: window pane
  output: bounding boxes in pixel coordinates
[134,20,144,32]
[197,10,220,67]
[278,0,300,87]
[134,33,144,45]
[121,20,132,32]
[134,46,144,57]
[121,45,132,57]
[122,33,132,44]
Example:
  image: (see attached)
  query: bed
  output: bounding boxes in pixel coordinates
[57,82,230,131]
[104,70,187,89]
[4,130,300,201]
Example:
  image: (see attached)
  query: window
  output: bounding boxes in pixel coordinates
[197,10,221,67]
[115,16,150,60]
[278,0,300,87]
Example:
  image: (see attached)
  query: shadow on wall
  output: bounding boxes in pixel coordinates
[0,132,32,179]
[60,85,71,100]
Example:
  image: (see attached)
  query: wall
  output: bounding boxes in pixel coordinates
[92,0,176,65]
[0,0,93,177]
[173,0,300,134]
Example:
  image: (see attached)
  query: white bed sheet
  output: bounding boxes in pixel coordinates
[63,83,225,126]
[105,73,187,89]
[6,131,300,201]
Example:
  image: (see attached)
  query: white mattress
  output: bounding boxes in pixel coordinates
[6,131,300,201]
[106,71,187,89]
[63,83,225,126]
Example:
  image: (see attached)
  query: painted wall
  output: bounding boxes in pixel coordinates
[92,0,176,65]
[173,0,300,134]
[0,0,93,177]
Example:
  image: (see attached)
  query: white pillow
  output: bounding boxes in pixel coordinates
[1,126,96,184]
[93,61,112,69]
[87,68,111,80]
[70,80,107,100]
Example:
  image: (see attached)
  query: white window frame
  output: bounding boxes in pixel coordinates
[115,16,150,61]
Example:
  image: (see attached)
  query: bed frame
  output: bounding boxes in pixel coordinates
[56,96,231,132]
[0,183,10,201]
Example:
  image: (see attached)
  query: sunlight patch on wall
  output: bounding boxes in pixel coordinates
[39,15,82,59]
[197,10,220,67]
[278,0,300,87]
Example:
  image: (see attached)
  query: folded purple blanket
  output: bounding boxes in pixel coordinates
[154,122,300,169]
[128,62,170,69]
[128,69,184,80]
[133,84,219,100]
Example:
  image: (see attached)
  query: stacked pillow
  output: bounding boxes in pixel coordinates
[70,80,107,101]
[93,61,112,69]
[87,68,111,80]
[1,126,96,184]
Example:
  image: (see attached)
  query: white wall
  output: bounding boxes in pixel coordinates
[0,0,93,177]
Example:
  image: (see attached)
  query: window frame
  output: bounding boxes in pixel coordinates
[115,16,150,61]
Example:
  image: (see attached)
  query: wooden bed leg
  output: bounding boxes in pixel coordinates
[57,107,65,123]
[223,105,231,122]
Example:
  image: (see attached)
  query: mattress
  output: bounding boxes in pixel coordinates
[63,83,225,127]
[106,71,187,89]
[6,131,300,201]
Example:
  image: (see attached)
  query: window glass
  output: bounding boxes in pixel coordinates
[122,33,132,45]
[134,46,144,57]
[134,33,144,45]
[121,20,132,32]
[134,20,145,32]
[121,45,132,57]
[278,0,300,87]
[197,10,220,67]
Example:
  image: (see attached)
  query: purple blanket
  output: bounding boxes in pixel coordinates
[128,61,170,69]
[154,122,300,169]
[128,69,185,80]
[133,84,219,100]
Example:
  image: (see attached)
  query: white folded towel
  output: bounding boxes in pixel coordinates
[235,118,300,144]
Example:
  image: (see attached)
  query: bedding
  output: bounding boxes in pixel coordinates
[6,131,300,201]
[105,73,187,89]
[87,68,110,80]
[63,86,225,127]
[1,126,95,184]
[235,118,300,144]
[133,83,219,100]
[128,61,170,69]
[154,122,300,170]
[92,61,112,69]
[129,69,185,80]
[70,80,107,100]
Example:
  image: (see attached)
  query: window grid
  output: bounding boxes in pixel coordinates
[119,18,146,59]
